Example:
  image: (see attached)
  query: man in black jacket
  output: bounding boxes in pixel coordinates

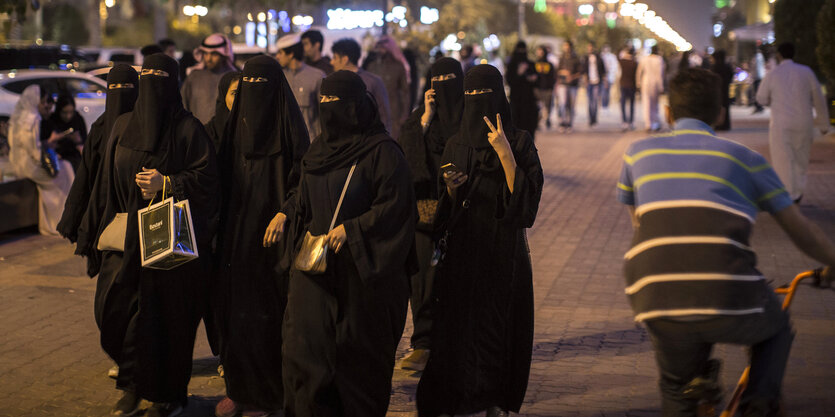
[582,44,606,127]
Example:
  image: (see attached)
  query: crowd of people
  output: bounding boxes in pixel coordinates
[2,26,832,417]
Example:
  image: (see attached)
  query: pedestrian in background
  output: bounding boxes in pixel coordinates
[506,41,540,139]
[751,46,766,114]
[212,55,310,417]
[273,70,416,416]
[203,71,240,152]
[756,42,830,203]
[582,43,606,127]
[618,48,638,132]
[8,85,73,236]
[533,45,557,130]
[42,94,87,171]
[711,49,733,131]
[159,38,177,60]
[637,45,665,132]
[417,64,543,417]
[556,41,581,133]
[181,33,237,125]
[301,29,334,75]
[365,35,411,139]
[92,53,218,417]
[331,37,392,133]
[398,57,465,372]
[277,33,326,140]
[601,45,619,109]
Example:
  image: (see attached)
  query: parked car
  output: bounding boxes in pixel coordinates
[77,47,143,67]
[87,65,142,82]
[0,70,107,133]
[0,42,90,71]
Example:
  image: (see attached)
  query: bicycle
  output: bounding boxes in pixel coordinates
[682,268,825,417]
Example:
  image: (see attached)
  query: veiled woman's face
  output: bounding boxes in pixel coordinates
[225,79,239,111]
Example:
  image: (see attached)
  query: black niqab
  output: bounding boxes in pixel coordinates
[120,53,187,152]
[104,64,139,136]
[225,56,306,158]
[429,57,464,142]
[302,70,390,173]
[460,64,514,151]
[208,70,240,146]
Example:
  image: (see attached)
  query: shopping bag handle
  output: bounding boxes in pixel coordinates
[147,175,169,209]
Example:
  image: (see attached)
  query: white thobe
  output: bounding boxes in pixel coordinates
[637,54,665,130]
[756,59,830,200]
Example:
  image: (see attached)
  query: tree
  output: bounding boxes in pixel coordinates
[816,0,835,125]
[774,0,825,79]
[817,0,835,93]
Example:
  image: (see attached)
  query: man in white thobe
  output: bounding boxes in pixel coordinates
[637,45,665,131]
[756,42,830,202]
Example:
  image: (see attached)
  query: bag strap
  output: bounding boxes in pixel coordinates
[147,175,167,209]
[328,161,358,232]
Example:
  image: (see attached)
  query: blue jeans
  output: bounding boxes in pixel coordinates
[620,87,636,124]
[557,84,577,127]
[644,292,793,417]
[587,83,601,125]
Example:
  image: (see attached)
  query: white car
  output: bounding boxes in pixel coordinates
[0,69,107,133]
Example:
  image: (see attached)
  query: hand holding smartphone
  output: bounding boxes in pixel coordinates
[441,163,468,192]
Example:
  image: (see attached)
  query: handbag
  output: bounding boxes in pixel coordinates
[41,146,60,178]
[137,177,199,270]
[416,199,439,226]
[97,212,128,251]
[294,161,358,275]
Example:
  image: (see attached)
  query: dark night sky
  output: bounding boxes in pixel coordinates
[643,0,715,50]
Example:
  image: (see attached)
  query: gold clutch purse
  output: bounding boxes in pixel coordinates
[293,161,357,275]
[293,231,329,274]
[97,212,128,252]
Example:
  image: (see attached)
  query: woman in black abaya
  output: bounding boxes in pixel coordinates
[43,94,88,171]
[212,55,309,416]
[505,41,540,140]
[94,53,218,417]
[398,57,464,370]
[264,70,416,417]
[204,70,240,151]
[416,64,543,417]
[58,64,138,269]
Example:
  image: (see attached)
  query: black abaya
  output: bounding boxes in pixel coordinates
[280,71,417,417]
[399,57,464,349]
[506,46,540,139]
[416,65,544,416]
[212,55,309,411]
[93,54,218,404]
[58,64,138,271]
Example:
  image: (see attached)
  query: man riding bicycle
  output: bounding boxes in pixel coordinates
[616,68,835,417]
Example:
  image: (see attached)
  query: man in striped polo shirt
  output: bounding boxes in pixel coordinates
[616,68,835,417]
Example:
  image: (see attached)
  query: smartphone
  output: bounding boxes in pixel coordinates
[441,163,463,177]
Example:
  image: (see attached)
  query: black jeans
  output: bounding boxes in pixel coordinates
[620,87,636,124]
[644,292,793,417]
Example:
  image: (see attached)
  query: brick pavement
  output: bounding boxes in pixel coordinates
[1,105,834,417]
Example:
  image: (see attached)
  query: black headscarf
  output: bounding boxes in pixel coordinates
[302,70,390,173]
[429,57,464,144]
[208,70,240,145]
[460,64,514,151]
[120,53,187,152]
[224,55,308,158]
[104,64,138,137]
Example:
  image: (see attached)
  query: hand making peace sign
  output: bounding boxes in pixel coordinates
[483,113,513,158]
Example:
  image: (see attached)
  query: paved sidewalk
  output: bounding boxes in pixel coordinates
[2,106,834,417]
